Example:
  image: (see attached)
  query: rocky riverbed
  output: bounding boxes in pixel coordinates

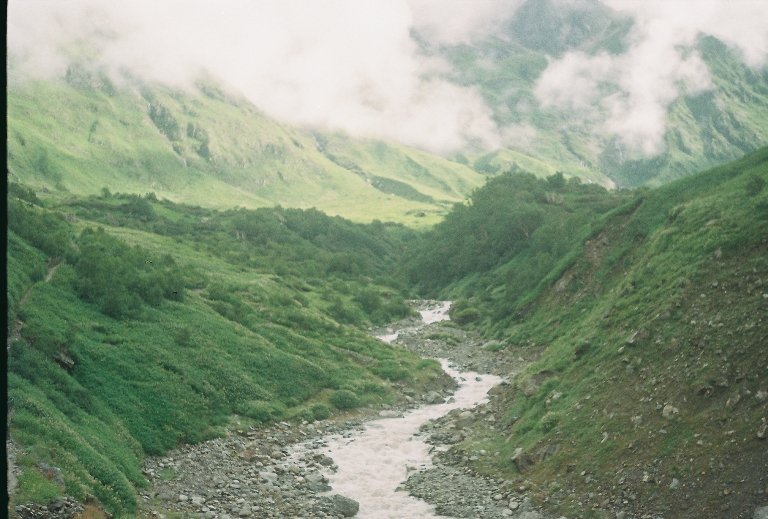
[8,301,558,519]
[138,301,560,519]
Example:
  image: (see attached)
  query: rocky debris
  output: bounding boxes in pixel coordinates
[14,497,84,519]
[405,462,550,519]
[755,505,768,519]
[143,419,365,519]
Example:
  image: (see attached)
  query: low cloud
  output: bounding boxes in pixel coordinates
[536,0,768,155]
[7,0,508,155]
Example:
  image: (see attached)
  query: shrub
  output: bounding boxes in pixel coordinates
[453,308,481,326]
[236,401,275,423]
[745,174,766,197]
[328,390,360,410]
[310,403,331,421]
[371,360,410,381]
[539,412,561,432]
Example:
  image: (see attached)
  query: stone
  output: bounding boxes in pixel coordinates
[238,505,251,517]
[726,394,741,409]
[330,494,360,517]
[662,404,679,419]
[502,509,513,517]
[509,500,519,510]
[178,494,188,502]
[754,506,768,519]
[426,392,445,404]
[190,496,205,506]
[669,478,679,490]
[758,423,767,440]
[259,471,278,483]
[616,512,626,519]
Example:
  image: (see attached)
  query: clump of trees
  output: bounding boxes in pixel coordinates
[73,227,185,318]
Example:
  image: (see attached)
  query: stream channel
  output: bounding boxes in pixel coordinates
[287,302,503,518]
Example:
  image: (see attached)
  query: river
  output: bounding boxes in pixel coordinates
[288,301,503,518]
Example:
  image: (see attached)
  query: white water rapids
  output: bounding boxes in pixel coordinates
[289,301,503,518]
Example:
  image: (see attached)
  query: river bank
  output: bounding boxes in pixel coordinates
[137,301,562,519]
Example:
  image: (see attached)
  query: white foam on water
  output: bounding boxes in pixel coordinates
[419,301,452,325]
[298,360,502,518]
[376,301,452,343]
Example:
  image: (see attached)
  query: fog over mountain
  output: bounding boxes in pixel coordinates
[8,0,768,156]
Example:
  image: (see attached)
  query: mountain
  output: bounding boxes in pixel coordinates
[425,0,768,188]
[6,66,484,228]
[408,146,768,517]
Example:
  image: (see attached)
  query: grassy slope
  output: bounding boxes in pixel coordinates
[450,148,768,517]
[6,73,484,229]
[6,198,449,517]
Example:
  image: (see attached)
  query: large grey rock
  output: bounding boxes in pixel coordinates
[305,472,331,492]
[259,471,278,483]
[754,505,768,519]
[331,494,360,517]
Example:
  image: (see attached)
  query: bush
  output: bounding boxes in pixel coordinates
[236,401,276,423]
[453,308,481,326]
[371,360,410,381]
[328,390,360,410]
[310,403,331,421]
[539,412,561,432]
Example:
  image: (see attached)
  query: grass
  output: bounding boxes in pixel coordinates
[7,75,484,229]
[6,193,448,517]
[445,147,768,517]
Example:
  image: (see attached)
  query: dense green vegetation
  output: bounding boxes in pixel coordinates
[408,171,634,322]
[424,147,768,517]
[6,191,447,516]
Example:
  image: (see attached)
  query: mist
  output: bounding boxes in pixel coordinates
[8,0,768,157]
[535,0,768,155]
[7,0,506,155]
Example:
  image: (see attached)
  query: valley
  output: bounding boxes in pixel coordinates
[7,1,768,518]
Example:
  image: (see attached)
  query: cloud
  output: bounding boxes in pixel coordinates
[408,0,522,45]
[7,0,507,155]
[535,0,768,155]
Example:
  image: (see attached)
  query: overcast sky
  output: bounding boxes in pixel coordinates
[7,0,768,156]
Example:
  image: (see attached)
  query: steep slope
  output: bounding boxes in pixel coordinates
[6,67,485,228]
[414,148,768,517]
[427,0,768,188]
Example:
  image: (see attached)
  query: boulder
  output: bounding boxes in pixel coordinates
[331,494,360,517]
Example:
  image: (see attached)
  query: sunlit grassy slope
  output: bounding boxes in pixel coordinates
[7,70,485,228]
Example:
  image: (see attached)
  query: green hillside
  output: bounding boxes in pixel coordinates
[410,147,768,517]
[424,1,768,188]
[6,191,450,516]
[6,67,485,228]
